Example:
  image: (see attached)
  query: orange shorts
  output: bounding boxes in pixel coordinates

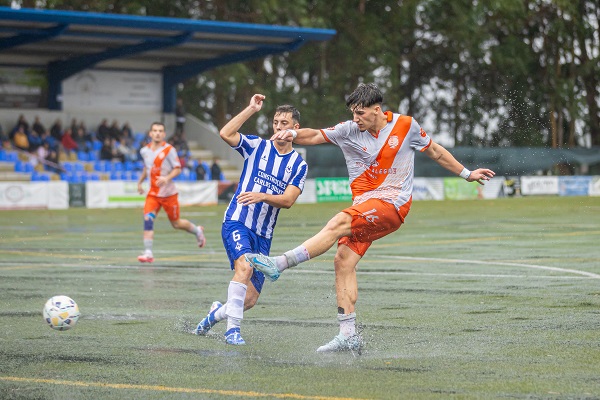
[144,193,180,221]
[338,197,412,256]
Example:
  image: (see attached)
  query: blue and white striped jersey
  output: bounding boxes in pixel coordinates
[224,134,308,239]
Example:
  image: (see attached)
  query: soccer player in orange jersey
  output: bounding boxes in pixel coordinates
[136,122,206,263]
[246,83,495,353]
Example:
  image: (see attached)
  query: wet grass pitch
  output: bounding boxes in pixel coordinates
[1,197,599,399]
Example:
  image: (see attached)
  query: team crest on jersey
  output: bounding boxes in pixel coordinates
[158,152,165,159]
[388,136,399,149]
[286,165,292,173]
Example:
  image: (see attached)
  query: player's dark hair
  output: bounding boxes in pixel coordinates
[345,83,383,110]
[275,104,300,125]
[149,121,165,130]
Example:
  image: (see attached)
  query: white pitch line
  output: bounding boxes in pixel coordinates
[373,255,600,279]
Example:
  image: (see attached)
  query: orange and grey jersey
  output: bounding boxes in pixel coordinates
[320,111,432,210]
[139,142,181,198]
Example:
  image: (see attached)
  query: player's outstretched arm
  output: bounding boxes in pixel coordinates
[270,128,327,146]
[220,94,265,146]
[424,141,495,185]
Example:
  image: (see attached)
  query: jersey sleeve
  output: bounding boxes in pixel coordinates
[232,134,263,159]
[319,121,352,147]
[408,119,432,152]
[290,159,308,191]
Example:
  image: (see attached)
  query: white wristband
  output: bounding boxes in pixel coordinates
[459,167,471,180]
[288,129,297,140]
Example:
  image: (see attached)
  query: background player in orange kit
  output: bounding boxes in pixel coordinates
[246,83,495,353]
[136,122,206,263]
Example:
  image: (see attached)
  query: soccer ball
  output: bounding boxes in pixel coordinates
[43,295,80,331]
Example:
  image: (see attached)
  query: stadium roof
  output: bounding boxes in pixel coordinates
[0,7,336,111]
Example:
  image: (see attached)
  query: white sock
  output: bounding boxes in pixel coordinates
[187,223,198,235]
[214,303,227,321]
[278,245,310,271]
[338,312,356,337]
[143,239,153,255]
[225,281,247,331]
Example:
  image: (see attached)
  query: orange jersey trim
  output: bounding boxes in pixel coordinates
[148,143,174,196]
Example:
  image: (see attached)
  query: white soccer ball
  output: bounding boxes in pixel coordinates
[43,295,80,331]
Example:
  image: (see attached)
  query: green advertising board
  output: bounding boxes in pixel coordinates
[316,177,352,202]
[443,178,480,200]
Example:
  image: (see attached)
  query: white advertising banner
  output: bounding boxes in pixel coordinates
[62,70,162,112]
[520,176,559,196]
[589,177,600,197]
[413,178,444,200]
[0,181,68,210]
[86,181,218,209]
[481,178,505,199]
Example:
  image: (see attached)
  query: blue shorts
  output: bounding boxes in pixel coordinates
[221,220,272,293]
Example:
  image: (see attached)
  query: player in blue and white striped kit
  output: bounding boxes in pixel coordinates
[194,94,307,345]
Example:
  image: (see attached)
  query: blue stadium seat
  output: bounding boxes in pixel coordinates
[89,172,100,181]
[63,162,74,173]
[77,151,88,161]
[0,149,6,161]
[110,171,120,180]
[112,162,123,172]
[130,171,140,181]
[125,161,135,171]
[14,160,24,172]
[39,173,50,181]
[88,151,99,161]
[135,160,144,170]
[93,140,103,151]
[6,152,18,162]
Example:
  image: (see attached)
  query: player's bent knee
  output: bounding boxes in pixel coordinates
[143,212,156,231]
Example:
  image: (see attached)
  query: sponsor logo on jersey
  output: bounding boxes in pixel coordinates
[420,127,427,138]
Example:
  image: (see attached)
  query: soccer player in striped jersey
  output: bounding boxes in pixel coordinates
[246,83,495,353]
[194,94,307,345]
[136,122,206,263]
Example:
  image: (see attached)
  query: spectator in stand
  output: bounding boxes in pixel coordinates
[45,148,61,174]
[50,118,63,142]
[32,116,46,137]
[97,119,110,143]
[195,159,207,181]
[27,128,43,153]
[109,120,121,141]
[175,98,186,134]
[121,122,133,139]
[100,137,124,162]
[33,141,49,168]
[117,129,137,162]
[72,127,90,152]
[78,121,91,140]
[211,157,222,181]
[12,114,29,134]
[70,118,78,135]
[61,128,79,157]
[12,125,29,151]
[0,123,9,150]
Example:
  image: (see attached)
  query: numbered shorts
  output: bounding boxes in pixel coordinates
[221,220,271,293]
[144,193,180,221]
[338,197,412,257]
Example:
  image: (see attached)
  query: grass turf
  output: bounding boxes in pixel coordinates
[0,196,599,399]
